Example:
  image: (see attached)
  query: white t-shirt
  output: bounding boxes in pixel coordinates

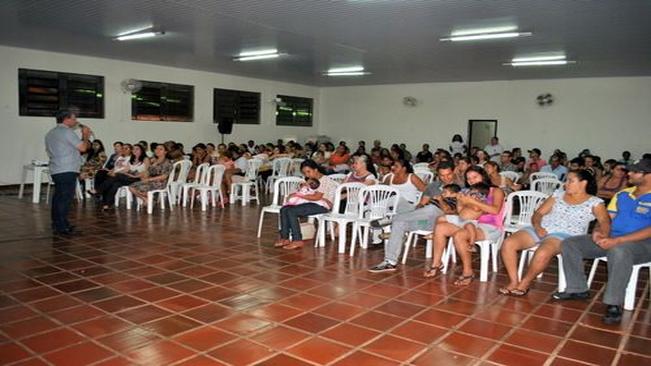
[449,141,465,155]
[234,157,248,171]
[485,144,504,162]
[540,189,603,236]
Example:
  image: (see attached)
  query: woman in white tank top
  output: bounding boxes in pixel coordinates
[383,159,427,213]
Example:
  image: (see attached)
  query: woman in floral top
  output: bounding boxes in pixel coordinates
[129,144,173,205]
[79,140,107,180]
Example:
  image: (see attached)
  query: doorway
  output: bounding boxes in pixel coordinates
[468,119,497,152]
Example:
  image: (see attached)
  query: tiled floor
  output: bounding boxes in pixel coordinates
[0,192,649,365]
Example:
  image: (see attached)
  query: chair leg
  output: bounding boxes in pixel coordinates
[586,258,602,288]
[201,191,208,211]
[624,266,641,311]
[257,211,265,238]
[490,242,499,272]
[517,251,527,281]
[337,222,347,254]
[349,224,358,257]
[426,239,432,259]
[478,241,490,282]
[147,192,154,214]
[557,255,566,292]
[402,232,414,264]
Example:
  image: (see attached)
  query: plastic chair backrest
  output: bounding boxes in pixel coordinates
[357,185,401,220]
[499,171,520,183]
[533,178,562,196]
[504,190,548,227]
[413,163,430,170]
[329,174,347,185]
[244,159,263,181]
[290,158,305,176]
[271,158,292,177]
[203,164,226,187]
[272,176,305,206]
[331,182,366,216]
[414,169,434,185]
[530,172,558,186]
[170,160,192,184]
[193,163,210,184]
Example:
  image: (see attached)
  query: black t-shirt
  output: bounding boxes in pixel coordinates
[416,151,433,163]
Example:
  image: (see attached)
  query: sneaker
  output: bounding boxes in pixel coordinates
[551,291,590,301]
[370,218,392,228]
[603,305,623,325]
[368,261,397,273]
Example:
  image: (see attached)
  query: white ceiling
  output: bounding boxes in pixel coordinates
[0,0,650,86]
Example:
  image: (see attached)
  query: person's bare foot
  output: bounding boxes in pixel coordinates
[274,239,290,247]
[283,240,305,250]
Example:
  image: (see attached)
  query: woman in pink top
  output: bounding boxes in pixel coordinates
[426,166,505,286]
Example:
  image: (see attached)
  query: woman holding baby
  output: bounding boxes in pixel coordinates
[424,166,505,286]
[275,160,339,250]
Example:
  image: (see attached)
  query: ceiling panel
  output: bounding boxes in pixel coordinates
[0,0,649,86]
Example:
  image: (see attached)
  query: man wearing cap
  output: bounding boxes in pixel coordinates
[45,109,92,235]
[526,148,547,172]
[553,158,651,324]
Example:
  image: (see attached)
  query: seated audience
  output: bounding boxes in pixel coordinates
[328,145,351,173]
[485,161,520,194]
[383,159,427,213]
[416,144,433,163]
[485,136,504,162]
[499,151,517,172]
[526,148,547,172]
[449,134,466,156]
[79,140,107,184]
[555,159,651,325]
[598,162,629,201]
[540,154,569,181]
[129,144,173,205]
[499,170,608,296]
[97,143,149,209]
[453,157,471,186]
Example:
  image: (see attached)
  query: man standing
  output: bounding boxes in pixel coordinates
[368,162,456,272]
[416,144,433,163]
[485,137,504,162]
[554,159,651,324]
[45,109,91,235]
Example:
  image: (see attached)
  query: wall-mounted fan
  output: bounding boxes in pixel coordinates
[403,96,418,107]
[271,97,287,107]
[120,79,143,94]
[536,93,554,106]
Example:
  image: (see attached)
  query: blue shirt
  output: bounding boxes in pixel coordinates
[607,187,651,237]
[45,125,81,175]
[540,164,568,181]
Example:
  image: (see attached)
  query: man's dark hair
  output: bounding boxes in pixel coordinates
[113,141,123,146]
[55,109,76,124]
[442,183,461,193]
[570,157,585,167]
[437,162,455,171]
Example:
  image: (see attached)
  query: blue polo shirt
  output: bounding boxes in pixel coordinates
[607,187,651,237]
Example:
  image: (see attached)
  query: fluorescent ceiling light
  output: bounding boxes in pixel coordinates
[327,66,365,73]
[505,60,576,66]
[440,31,531,42]
[451,26,518,36]
[325,71,370,76]
[512,55,566,62]
[238,49,278,57]
[234,54,281,61]
[117,25,153,37]
[115,31,164,41]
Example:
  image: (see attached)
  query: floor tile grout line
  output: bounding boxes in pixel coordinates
[610,283,649,366]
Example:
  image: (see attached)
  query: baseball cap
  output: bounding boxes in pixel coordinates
[626,159,651,173]
[528,148,541,155]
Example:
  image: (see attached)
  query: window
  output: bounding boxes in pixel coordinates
[275,95,313,127]
[131,81,193,122]
[19,68,104,118]
[213,88,261,125]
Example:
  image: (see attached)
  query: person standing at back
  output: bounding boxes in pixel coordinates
[45,109,91,235]
[485,136,504,162]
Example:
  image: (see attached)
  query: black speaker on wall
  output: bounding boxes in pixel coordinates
[218,117,234,134]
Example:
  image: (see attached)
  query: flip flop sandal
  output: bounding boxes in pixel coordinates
[509,288,529,297]
[423,264,444,278]
[454,274,475,286]
[283,241,304,250]
[274,239,290,247]
[498,287,513,295]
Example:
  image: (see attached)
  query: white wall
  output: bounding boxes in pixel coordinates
[0,45,320,185]
[319,77,651,161]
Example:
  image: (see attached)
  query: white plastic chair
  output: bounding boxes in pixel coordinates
[314,182,366,253]
[230,159,263,206]
[499,171,521,183]
[587,258,651,311]
[266,158,292,194]
[179,163,210,207]
[191,164,226,211]
[532,178,563,196]
[140,161,186,215]
[350,185,401,256]
[402,230,433,264]
[328,174,347,185]
[413,163,430,170]
[257,176,304,238]
[114,186,133,209]
[167,160,192,206]
[503,191,548,234]
[290,158,305,176]
[529,172,559,187]
[414,169,434,185]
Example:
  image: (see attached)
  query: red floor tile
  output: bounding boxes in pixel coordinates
[332,351,401,366]
[173,325,235,351]
[437,332,498,358]
[0,342,32,364]
[213,314,273,335]
[363,334,426,362]
[412,347,475,366]
[209,339,277,366]
[392,320,448,344]
[488,344,548,366]
[287,336,352,364]
[126,340,195,365]
[43,341,115,366]
[558,340,616,366]
[250,325,311,350]
[321,322,382,347]
[253,354,313,366]
[284,313,339,333]
[350,311,405,331]
[21,327,85,353]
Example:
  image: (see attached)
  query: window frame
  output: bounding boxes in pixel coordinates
[275,95,314,127]
[131,80,194,122]
[213,88,261,125]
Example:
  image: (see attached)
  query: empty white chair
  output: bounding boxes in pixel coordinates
[414,169,434,185]
[168,160,192,205]
[401,230,433,264]
[499,171,521,183]
[230,158,263,206]
[114,186,133,209]
[587,258,651,311]
[191,164,226,211]
[179,163,210,207]
[350,185,400,256]
[328,173,347,185]
[314,182,366,253]
[257,176,304,237]
[503,191,548,234]
[266,158,292,193]
[529,172,558,187]
[533,178,563,196]
[290,158,305,176]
